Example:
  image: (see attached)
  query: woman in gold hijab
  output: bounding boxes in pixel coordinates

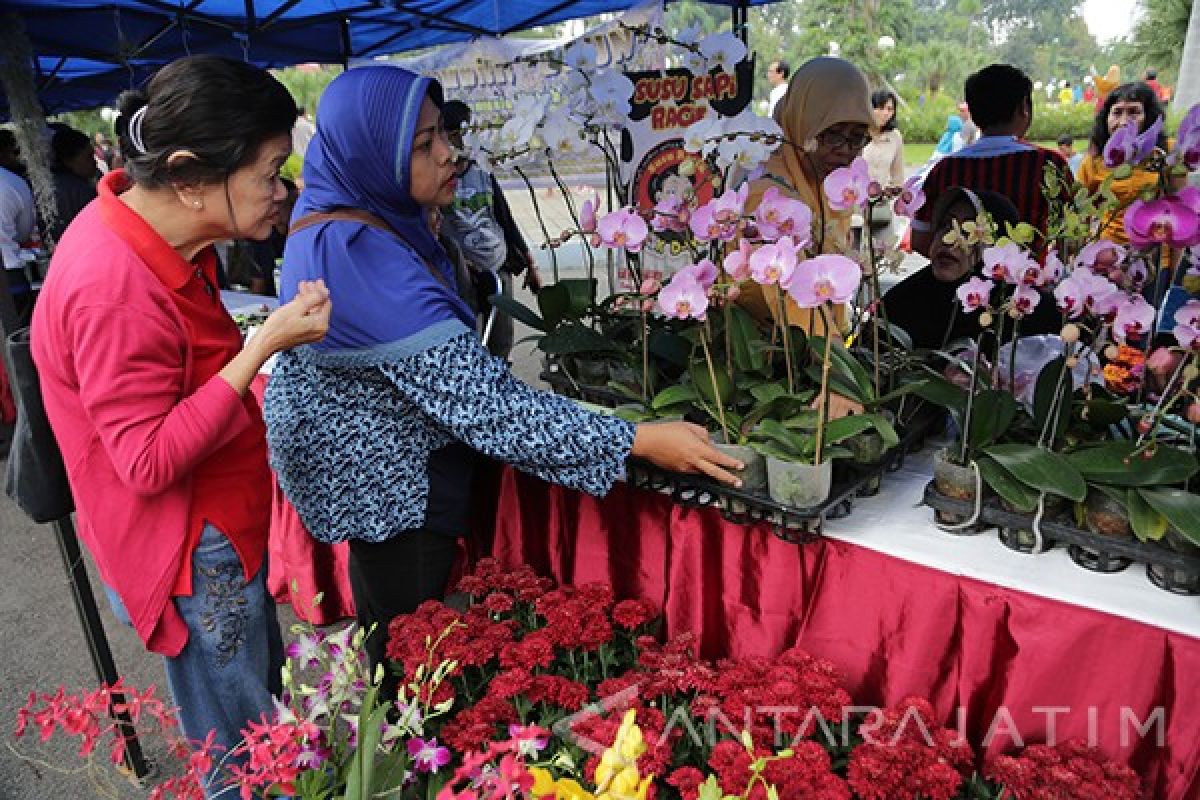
[741,56,874,335]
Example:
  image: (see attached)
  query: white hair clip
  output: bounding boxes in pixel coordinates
[127,106,148,154]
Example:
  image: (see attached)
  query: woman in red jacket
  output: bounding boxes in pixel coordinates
[31,55,330,782]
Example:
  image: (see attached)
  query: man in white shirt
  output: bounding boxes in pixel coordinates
[0,163,33,274]
[767,60,790,117]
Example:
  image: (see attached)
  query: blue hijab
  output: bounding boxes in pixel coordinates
[935,115,964,155]
[281,66,476,352]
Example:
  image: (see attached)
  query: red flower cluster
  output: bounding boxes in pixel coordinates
[985,739,1142,800]
[700,738,851,800]
[846,697,974,800]
[227,715,323,799]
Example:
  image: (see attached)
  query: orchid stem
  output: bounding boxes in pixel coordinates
[700,326,729,445]
[815,305,834,466]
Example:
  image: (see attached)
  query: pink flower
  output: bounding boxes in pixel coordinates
[1112,294,1155,343]
[1010,284,1042,318]
[748,236,798,286]
[579,197,597,233]
[982,241,1034,285]
[754,186,813,244]
[956,276,993,312]
[1125,195,1200,249]
[710,183,748,224]
[823,157,871,211]
[651,195,688,233]
[1173,299,1200,349]
[507,724,550,757]
[786,254,862,308]
[657,274,709,320]
[1173,104,1200,170]
[596,207,649,252]
[689,202,720,241]
[676,258,718,290]
[723,238,754,281]
[1054,270,1120,318]
[408,737,452,773]
[1134,116,1165,162]
[892,174,926,217]
[1075,240,1126,274]
[1103,122,1139,168]
[1177,185,1200,215]
[639,277,661,296]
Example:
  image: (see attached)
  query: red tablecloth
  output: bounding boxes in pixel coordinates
[488,467,1200,800]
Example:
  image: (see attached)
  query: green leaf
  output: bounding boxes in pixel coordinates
[1032,356,1072,446]
[1067,442,1199,487]
[1126,489,1169,543]
[824,413,900,449]
[1080,397,1128,429]
[749,418,814,461]
[651,384,697,411]
[750,381,788,405]
[1139,488,1200,546]
[538,322,623,356]
[489,293,547,332]
[977,456,1040,512]
[648,330,692,368]
[811,335,874,403]
[536,282,572,331]
[727,305,768,372]
[560,278,598,318]
[912,375,967,413]
[983,443,1086,502]
[967,390,1018,452]
[689,360,736,408]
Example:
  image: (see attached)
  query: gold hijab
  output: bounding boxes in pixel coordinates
[742,57,873,332]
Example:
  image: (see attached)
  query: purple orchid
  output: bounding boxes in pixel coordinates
[1173,104,1200,170]
[747,235,798,286]
[579,196,598,234]
[284,631,325,670]
[676,258,718,290]
[507,723,550,758]
[982,241,1034,285]
[407,736,451,773]
[785,254,862,308]
[956,276,994,313]
[1173,299,1200,350]
[1009,284,1042,318]
[1112,294,1155,343]
[892,174,926,218]
[657,274,709,320]
[1125,195,1200,249]
[1074,240,1126,275]
[1133,116,1165,163]
[1103,121,1140,168]
[1053,270,1120,319]
[710,183,748,224]
[822,157,871,211]
[651,195,688,234]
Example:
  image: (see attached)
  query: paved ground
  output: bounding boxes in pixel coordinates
[0,179,929,799]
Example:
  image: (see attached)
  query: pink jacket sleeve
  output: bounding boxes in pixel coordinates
[69,304,252,496]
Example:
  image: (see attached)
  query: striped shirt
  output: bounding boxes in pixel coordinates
[913,136,1071,234]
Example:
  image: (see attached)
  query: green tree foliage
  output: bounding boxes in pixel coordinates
[1130,0,1191,85]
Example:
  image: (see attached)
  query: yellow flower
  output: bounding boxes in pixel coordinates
[530,768,558,798]
[555,778,597,800]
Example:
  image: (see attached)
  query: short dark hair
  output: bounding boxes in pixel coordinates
[771,60,790,80]
[1056,133,1073,146]
[441,99,471,133]
[1146,69,1158,80]
[964,64,1032,130]
[1089,81,1166,153]
[51,125,92,168]
[116,55,297,190]
[870,89,898,131]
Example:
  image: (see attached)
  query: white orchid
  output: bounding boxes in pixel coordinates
[683,113,725,157]
[726,108,783,147]
[564,40,598,72]
[541,108,587,157]
[674,24,708,73]
[699,31,747,74]
[589,69,635,125]
[717,135,771,173]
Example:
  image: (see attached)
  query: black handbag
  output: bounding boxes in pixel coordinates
[4,327,74,523]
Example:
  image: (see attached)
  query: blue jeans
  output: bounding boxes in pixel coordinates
[106,524,283,796]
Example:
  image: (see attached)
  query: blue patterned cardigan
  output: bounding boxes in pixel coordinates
[263,318,636,544]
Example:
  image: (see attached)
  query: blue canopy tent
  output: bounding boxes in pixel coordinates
[3,0,771,115]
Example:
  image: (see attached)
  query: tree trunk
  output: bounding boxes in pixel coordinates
[1175,0,1200,112]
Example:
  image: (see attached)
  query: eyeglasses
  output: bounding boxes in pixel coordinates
[818,130,871,152]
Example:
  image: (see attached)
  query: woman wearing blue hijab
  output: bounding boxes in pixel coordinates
[264,66,739,685]
[935,114,965,155]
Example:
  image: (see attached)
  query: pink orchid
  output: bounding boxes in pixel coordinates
[1125,259,1149,291]
[656,274,709,320]
[1134,116,1165,163]
[689,201,739,242]
[754,186,813,244]
[822,157,871,211]
[651,195,688,233]
[677,258,718,290]
[786,254,861,308]
[1125,195,1200,249]
[722,238,754,281]
[892,174,926,218]
[956,276,994,312]
[1173,104,1200,170]
[710,183,748,224]
[1009,284,1042,318]
[579,197,597,234]
[747,235,798,286]
[408,736,452,773]
[1103,122,1140,168]
[596,207,648,252]
[982,241,1035,285]
[1174,299,1200,350]
[1075,240,1126,274]
[1112,294,1155,343]
[1177,185,1200,215]
[1053,270,1120,319]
